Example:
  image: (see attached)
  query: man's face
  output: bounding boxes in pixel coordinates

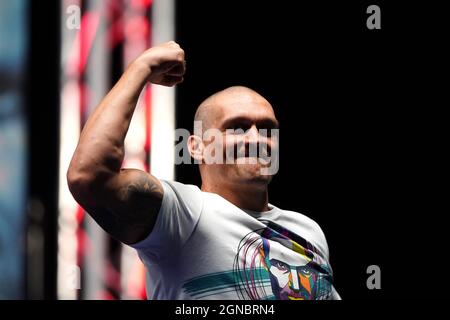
[269,259,319,300]
[202,92,279,188]
[263,239,319,300]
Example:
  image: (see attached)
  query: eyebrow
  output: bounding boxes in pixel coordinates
[220,116,280,130]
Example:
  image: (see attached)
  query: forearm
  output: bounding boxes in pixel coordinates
[69,61,150,180]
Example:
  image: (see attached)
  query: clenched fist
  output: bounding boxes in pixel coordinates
[133,41,186,87]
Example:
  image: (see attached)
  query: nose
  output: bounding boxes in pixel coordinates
[245,125,260,144]
[290,268,300,291]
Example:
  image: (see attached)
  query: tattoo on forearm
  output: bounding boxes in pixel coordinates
[119,174,162,216]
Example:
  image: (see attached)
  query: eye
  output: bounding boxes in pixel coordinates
[299,268,312,276]
[228,123,250,132]
[271,260,289,272]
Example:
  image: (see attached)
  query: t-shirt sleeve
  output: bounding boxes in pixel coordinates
[128,180,203,262]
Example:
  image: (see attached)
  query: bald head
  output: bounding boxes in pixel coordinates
[194,86,274,131]
[190,85,279,192]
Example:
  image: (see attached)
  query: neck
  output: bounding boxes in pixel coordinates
[202,181,269,212]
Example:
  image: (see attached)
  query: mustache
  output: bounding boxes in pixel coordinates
[225,142,272,160]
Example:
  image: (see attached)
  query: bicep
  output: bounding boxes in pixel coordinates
[82,168,164,245]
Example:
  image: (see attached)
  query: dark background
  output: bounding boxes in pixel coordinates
[174,0,446,299]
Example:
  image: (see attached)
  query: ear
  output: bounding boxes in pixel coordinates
[188,135,204,163]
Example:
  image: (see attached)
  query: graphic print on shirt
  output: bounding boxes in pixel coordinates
[182,221,333,300]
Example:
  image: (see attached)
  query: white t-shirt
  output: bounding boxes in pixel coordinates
[130,180,341,300]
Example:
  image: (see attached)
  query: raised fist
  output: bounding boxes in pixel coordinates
[134,41,186,87]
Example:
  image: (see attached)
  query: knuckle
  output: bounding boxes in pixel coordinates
[176,49,185,61]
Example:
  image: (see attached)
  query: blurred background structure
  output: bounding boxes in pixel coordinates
[57,0,176,300]
[1,0,175,300]
[62,0,147,300]
[0,0,29,300]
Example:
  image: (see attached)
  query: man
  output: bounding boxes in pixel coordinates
[67,41,340,300]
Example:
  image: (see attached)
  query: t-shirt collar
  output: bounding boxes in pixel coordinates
[242,203,281,220]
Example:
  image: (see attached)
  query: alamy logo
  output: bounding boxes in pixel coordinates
[64,265,81,290]
[366,5,381,30]
[366,265,381,289]
[66,5,81,30]
[174,121,280,175]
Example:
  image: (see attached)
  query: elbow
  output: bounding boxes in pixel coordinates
[67,165,94,202]
[67,148,118,203]
[67,160,113,206]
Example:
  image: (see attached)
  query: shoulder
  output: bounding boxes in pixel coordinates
[162,180,201,194]
[160,180,203,214]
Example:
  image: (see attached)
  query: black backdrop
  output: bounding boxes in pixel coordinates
[175,0,446,299]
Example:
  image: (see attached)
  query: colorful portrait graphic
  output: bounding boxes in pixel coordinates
[181,221,333,300]
[233,222,333,300]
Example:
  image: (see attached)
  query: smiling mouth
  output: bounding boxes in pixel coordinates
[288,295,304,300]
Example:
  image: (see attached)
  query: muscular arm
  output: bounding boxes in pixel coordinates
[67,41,185,245]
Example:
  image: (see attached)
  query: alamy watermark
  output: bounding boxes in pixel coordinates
[66,4,381,31]
[366,5,381,30]
[174,121,280,175]
[66,5,81,30]
[63,264,81,290]
[366,265,381,290]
